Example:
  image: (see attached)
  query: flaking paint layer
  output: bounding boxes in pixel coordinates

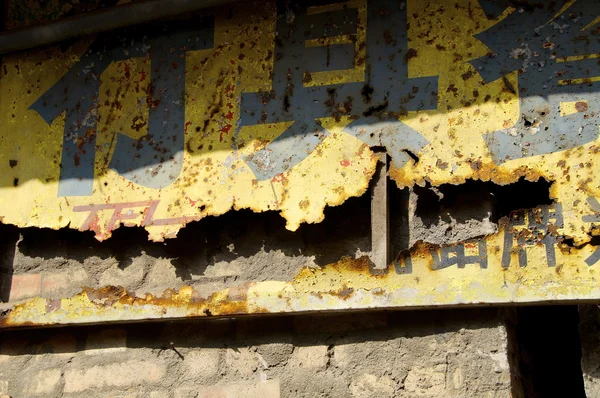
[0,0,597,243]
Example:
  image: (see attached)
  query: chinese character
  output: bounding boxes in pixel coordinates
[31,18,214,196]
[471,0,600,163]
[238,0,438,180]
[74,199,200,233]
[582,197,600,266]
[430,239,488,270]
[501,204,564,268]
[394,250,413,274]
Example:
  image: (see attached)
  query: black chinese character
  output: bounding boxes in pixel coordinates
[501,204,564,268]
[583,197,600,266]
[394,250,413,274]
[238,0,438,180]
[31,18,214,196]
[430,239,488,270]
[471,0,600,163]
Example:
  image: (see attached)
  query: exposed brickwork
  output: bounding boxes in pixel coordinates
[7,273,41,301]
[41,269,88,296]
[63,360,166,393]
[26,368,62,396]
[0,310,511,397]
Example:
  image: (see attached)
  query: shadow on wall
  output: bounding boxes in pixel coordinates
[0,176,412,294]
[414,178,553,228]
[506,305,586,398]
[0,307,506,352]
[0,224,18,302]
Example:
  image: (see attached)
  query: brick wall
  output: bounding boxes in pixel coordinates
[0,309,511,397]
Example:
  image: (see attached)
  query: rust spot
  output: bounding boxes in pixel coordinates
[85,285,126,306]
[436,159,449,170]
[461,70,474,80]
[131,115,148,132]
[383,30,395,45]
[334,284,355,299]
[299,199,310,210]
[576,101,588,112]
[446,84,458,93]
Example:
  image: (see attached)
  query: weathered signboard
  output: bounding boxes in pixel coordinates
[0,0,600,326]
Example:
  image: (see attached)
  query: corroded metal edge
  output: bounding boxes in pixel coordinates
[3,218,599,328]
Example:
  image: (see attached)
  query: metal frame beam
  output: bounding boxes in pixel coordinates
[370,153,390,271]
[0,0,239,55]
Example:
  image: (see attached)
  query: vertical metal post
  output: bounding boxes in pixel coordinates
[370,153,389,270]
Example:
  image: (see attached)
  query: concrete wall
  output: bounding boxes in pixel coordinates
[0,309,511,397]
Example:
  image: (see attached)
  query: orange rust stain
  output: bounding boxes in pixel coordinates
[391,162,548,188]
[332,284,355,299]
[1,282,254,327]
[207,298,248,316]
[576,101,588,112]
[271,174,286,183]
[0,217,579,328]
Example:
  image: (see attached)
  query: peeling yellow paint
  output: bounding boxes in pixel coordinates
[0,0,598,245]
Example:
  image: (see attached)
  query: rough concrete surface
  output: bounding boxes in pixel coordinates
[408,186,497,246]
[0,309,511,397]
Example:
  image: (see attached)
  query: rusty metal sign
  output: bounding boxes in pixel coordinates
[1,0,600,326]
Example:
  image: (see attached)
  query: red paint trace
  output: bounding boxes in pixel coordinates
[73,200,201,237]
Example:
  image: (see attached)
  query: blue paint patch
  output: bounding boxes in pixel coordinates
[30,17,214,196]
[238,0,438,180]
[471,0,600,164]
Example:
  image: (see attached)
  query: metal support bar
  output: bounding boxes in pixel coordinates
[0,0,239,55]
[370,153,389,270]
